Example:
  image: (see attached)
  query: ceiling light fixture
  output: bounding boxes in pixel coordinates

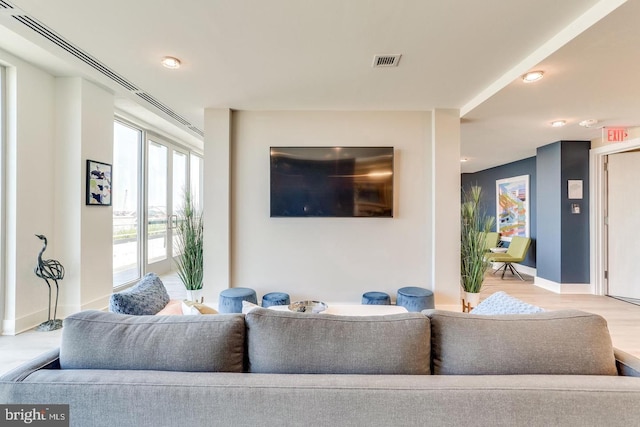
[579,119,599,128]
[460,158,469,162]
[161,56,181,69]
[522,70,544,83]
[551,120,566,128]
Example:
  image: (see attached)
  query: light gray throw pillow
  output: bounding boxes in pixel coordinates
[425,309,617,376]
[245,308,431,374]
[60,310,245,372]
[470,291,545,315]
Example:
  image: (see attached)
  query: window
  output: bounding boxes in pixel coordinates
[113,118,202,288]
[190,153,203,209]
[0,65,5,312]
[146,140,168,264]
[113,121,142,287]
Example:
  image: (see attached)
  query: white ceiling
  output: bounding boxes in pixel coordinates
[0,0,636,171]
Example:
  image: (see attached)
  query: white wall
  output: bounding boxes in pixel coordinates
[430,109,461,305]
[205,111,459,303]
[55,78,114,315]
[1,50,115,334]
[3,51,56,334]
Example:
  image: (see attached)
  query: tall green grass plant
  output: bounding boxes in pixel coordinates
[460,186,495,293]
[175,191,204,291]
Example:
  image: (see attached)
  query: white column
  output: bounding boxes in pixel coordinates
[430,109,461,306]
[203,109,232,304]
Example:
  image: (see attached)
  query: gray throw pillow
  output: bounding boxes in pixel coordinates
[425,309,617,376]
[60,310,245,372]
[245,308,431,374]
[109,272,170,315]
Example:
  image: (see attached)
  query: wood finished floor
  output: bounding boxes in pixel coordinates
[1,270,639,376]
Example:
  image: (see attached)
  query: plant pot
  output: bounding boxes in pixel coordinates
[461,291,480,313]
[186,289,203,304]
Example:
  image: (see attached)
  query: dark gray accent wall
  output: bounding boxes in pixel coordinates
[536,143,562,281]
[560,142,590,283]
[461,157,536,267]
[536,141,590,284]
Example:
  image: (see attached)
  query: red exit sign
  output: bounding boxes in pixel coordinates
[605,127,628,142]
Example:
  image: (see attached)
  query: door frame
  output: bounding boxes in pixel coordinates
[590,137,640,295]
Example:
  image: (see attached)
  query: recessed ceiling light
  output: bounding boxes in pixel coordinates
[522,70,544,83]
[161,56,181,69]
[579,119,599,128]
[551,120,566,128]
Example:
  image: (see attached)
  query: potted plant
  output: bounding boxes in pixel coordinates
[460,185,495,312]
[175,190,204,302]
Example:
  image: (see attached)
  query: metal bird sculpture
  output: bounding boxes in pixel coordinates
[34,234,64,331]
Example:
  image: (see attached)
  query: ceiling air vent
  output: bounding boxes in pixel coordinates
[372,54,401,68]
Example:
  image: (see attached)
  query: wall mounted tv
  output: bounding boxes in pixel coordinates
[270,146,394,217]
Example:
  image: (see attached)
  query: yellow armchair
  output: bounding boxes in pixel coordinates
[486,236,531,280]
[483,232,500,252]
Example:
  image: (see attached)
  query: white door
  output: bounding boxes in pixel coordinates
[607,151,640,299]
[145,137,189,275]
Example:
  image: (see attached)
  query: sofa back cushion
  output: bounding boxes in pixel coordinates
[425,309,617,375]
[60,310,245,372]
[245,308,430,374]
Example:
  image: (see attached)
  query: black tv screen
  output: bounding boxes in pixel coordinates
[270,147,394,217]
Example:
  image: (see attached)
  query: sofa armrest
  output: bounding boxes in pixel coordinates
[0,348,60,382]
[615,348,640,377]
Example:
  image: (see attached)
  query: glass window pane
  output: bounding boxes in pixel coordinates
[113,122,141,286]
[190,154,203,210]
[172,151,187,257]
[147,141,168,263]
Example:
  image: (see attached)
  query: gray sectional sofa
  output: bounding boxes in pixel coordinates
[2,308,640,427]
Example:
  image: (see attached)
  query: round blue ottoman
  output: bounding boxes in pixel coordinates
[218,287,257,313]
[396,286,434,312]
[362,291,391,305]
[262,292,290,308]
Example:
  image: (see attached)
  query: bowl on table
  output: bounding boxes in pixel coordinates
[288,300,328,313]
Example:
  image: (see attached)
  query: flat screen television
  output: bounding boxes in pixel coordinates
[270,146,394,217]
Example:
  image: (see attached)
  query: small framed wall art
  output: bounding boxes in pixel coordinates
[86,159,112,206]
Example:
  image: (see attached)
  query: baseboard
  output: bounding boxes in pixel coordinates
[3,295,111,336]
[534,277,593,294]
[10,308,50,335]
[2,319,15,336]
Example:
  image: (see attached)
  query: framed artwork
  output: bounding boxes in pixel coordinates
[86,160,112,206]
[496,175,529,240]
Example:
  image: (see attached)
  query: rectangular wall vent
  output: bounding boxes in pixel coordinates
[372,54,402,68]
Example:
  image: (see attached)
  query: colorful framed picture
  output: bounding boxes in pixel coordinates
[496,175,529,240]
[86,160,112,206]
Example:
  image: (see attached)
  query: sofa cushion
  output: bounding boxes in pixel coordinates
[109,272,170,315]
[470,291,545,315]
[245,307,430,374]
[425,310,617,376]
[60,310,245,372]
